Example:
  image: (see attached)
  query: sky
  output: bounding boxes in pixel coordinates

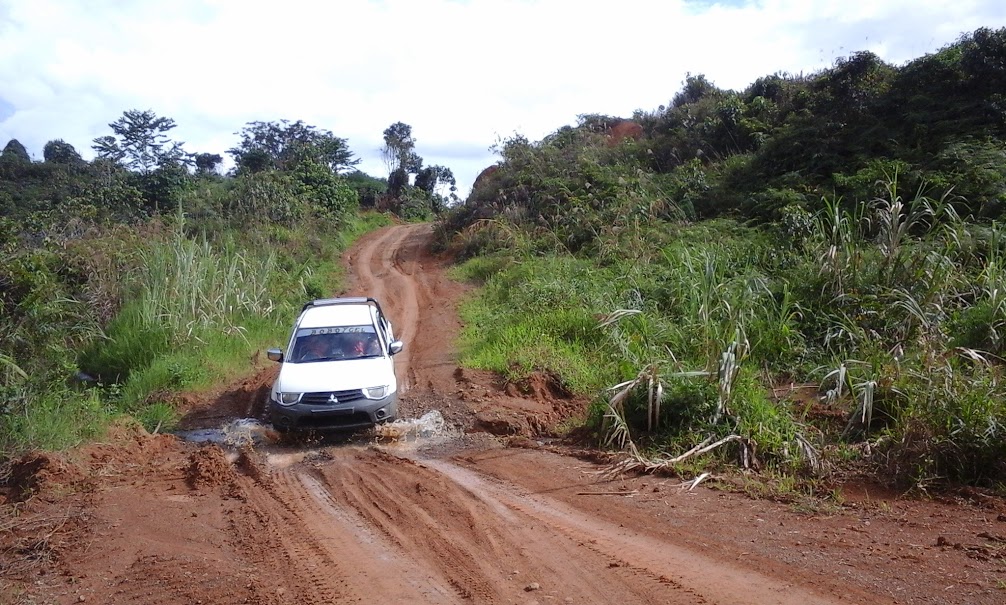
[1,0,1005,197]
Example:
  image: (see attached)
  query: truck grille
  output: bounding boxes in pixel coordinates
[301,390,365,405]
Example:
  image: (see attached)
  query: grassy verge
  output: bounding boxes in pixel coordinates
[449,205,1006,488]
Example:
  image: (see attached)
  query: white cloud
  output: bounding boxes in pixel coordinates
[1,0,1004,195]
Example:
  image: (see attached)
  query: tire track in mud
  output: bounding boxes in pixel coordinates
[235,463,461,604]
[236,472,359,604]
[312,448,711,605]
[345,223,463,395]
[294,471,461,603]
[422,458,849,605]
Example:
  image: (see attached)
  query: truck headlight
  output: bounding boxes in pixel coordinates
[275,392,303,406]
[364,385,388,399]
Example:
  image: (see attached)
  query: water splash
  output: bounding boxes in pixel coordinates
[374,410,445,441]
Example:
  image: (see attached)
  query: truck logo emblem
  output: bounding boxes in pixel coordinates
[328,394,339,404]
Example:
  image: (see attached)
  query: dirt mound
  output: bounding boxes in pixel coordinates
[184,444,235,489]
[503,369,573,400]
[6,451,89,503]
[87,420,180,461]
[6,421,180,502]
[453,367,589,438]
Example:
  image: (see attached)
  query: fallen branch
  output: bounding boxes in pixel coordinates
[600,434,743,480]
[576,490,638,496]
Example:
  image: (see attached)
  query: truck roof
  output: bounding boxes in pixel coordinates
[298,301,376,328]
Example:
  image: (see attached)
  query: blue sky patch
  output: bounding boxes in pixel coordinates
[0,97,14,122]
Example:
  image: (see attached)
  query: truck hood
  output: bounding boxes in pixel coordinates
[275,357,396,393]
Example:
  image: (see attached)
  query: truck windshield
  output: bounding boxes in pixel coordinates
[291,326,381,362]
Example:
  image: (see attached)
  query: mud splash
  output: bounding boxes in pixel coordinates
[173,418,280,447]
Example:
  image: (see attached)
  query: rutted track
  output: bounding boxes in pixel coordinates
[345,224,424,391]
[345,223,461,395]
[205,444,857,604]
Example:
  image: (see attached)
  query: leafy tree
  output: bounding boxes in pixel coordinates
[1,139,30,163]
[415,165,456,197]
[811,51,895,119]
[382,122,430,198]
[91,136,126,165]
[92,110,186,174]
[227,170,303,225]
[959,27,1006,97]
[381,122,416,174]
[228,120,357,174]
[345,170,387,208]
[43,139,83,164]
[194,153,223,176]
[237,148,272,173]
[672,73,721,108]
[140,162,191,214]
[387,166,410,197]
[292,158,359,222]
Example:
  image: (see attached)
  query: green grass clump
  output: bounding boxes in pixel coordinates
[457,255,616,392]
[1,388,110,453]
[446,186,1006,486]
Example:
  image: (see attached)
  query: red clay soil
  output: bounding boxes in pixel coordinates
[605,120,644,146]
[2,224,1006,605]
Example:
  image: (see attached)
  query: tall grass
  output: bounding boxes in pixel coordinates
[72,211,392,431]
[448,179,1006,485]
[2,390,109,452]
[139,234,277,343]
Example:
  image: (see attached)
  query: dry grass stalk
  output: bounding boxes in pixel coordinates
[681,472,712,491]
[0,508,82,578]
[600,434,743,480]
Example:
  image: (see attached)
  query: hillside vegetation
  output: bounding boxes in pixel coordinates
[441,27,1006,489]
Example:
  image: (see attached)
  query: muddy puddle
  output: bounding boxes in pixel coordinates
[174,411,455,458]
[174,418,277,447]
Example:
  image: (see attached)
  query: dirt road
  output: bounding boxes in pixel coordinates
[3,224,1006,604]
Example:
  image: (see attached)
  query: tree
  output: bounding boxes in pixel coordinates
[672,74,721,108]
[92,110,186,174]
[43,139,83,164]
[387,167,410,197]
[292,158,359,222]
[228,120,358,174]
[194,153,223,176]
[345,170,387,208]
[381,122,416,174]
[1,139,30,163]
[91,136,125,165]
[415,165,456,197]
[382,122,428,198]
